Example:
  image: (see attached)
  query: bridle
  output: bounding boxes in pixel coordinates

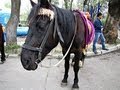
[22,17,54,64]
[22,7,64,64]
[22,6,78,67]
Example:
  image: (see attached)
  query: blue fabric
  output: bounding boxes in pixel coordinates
[93,32,105,51]
[94,18,103,33]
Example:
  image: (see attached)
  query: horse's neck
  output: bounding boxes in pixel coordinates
[41,33,59,60]
[55,7,75,45]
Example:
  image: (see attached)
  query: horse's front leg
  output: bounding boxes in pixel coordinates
[61,50,70,86]
[72,52,82,89]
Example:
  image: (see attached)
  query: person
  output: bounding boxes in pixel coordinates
[93,12,108,54]
[0,23,6,63]
[84,11,95,47]
[84,12,91,21]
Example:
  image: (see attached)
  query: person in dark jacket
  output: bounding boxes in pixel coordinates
[93,12,108,54]
[0,23,6,63]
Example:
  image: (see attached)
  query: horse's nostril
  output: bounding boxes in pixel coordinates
[26,60,30,65]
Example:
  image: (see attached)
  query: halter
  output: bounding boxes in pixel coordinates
[22,17,54,63]
[22,7,64,64]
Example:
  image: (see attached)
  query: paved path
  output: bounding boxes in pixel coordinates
[16,36,120,57]
[0,50,120,90]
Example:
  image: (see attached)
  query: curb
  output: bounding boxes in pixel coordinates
[5,54,20,58]
[6,44,120,58]
[86,44,120,57]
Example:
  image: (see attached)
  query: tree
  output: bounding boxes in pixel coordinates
[5,0,21,45]
[104,0,120,44]
[49,0,52,2]
[4,2,11,9]
[64,0,74,9]
[64,0,69,9]
[83,0,88,11]
[70,0,73,10]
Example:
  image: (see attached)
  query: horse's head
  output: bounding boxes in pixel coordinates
[21,0,55,70]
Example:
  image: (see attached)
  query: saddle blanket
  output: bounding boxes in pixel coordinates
[74,10,95,48]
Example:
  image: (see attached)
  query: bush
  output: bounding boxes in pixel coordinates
[5,44,21,54]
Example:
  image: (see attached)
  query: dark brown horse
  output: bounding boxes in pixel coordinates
[21,0,87,89]
[0,23,6,63]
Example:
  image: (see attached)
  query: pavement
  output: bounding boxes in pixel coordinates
[0,33,120,90]
[0,47,120,90]
[6,36,120,58]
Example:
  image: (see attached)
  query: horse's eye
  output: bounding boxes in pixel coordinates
[36,22,39,27]
[36,15,40,19]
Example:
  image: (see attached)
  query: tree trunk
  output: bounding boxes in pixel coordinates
[104,13,119,44]
[6,0,21,45]
[49,0,52,3]
[109,0,120,19]
[103,0,120,44]
[64,0,69,9]
[83,0,89,11]
[70,0,73,10]
[83,0,88,6]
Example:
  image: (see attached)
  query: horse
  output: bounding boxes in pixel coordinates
[0,23,6,63]
[20,0,93,89]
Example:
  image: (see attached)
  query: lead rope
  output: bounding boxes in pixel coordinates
[40,12,77,68]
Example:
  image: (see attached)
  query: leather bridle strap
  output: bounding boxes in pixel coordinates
[37,19,54,61]
[22,44,42,52]
[22,18,54,63]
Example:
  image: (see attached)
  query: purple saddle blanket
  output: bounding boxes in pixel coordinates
[74,10,95,48]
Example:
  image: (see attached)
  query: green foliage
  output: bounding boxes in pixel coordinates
[102,18,107,26]
[5,44,21,54]
[116,39,120,44]
[20,13,28,26]
[4,2,11,9]
[52,0,59,5]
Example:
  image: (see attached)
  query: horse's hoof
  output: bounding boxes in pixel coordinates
[72,88,79,90]
[61,82,67,86]
[61,79,67,86]
[72,83,79,90]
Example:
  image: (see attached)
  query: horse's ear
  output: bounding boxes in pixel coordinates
[39,0,49,4]
[30,0,36,7]
[39,0,50,8]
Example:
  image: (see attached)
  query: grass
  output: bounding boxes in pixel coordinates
[5,44,21,54]
[116,38,120,44]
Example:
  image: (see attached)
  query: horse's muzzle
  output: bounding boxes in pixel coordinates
[35,59,42,65]
[24,63,38,71]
